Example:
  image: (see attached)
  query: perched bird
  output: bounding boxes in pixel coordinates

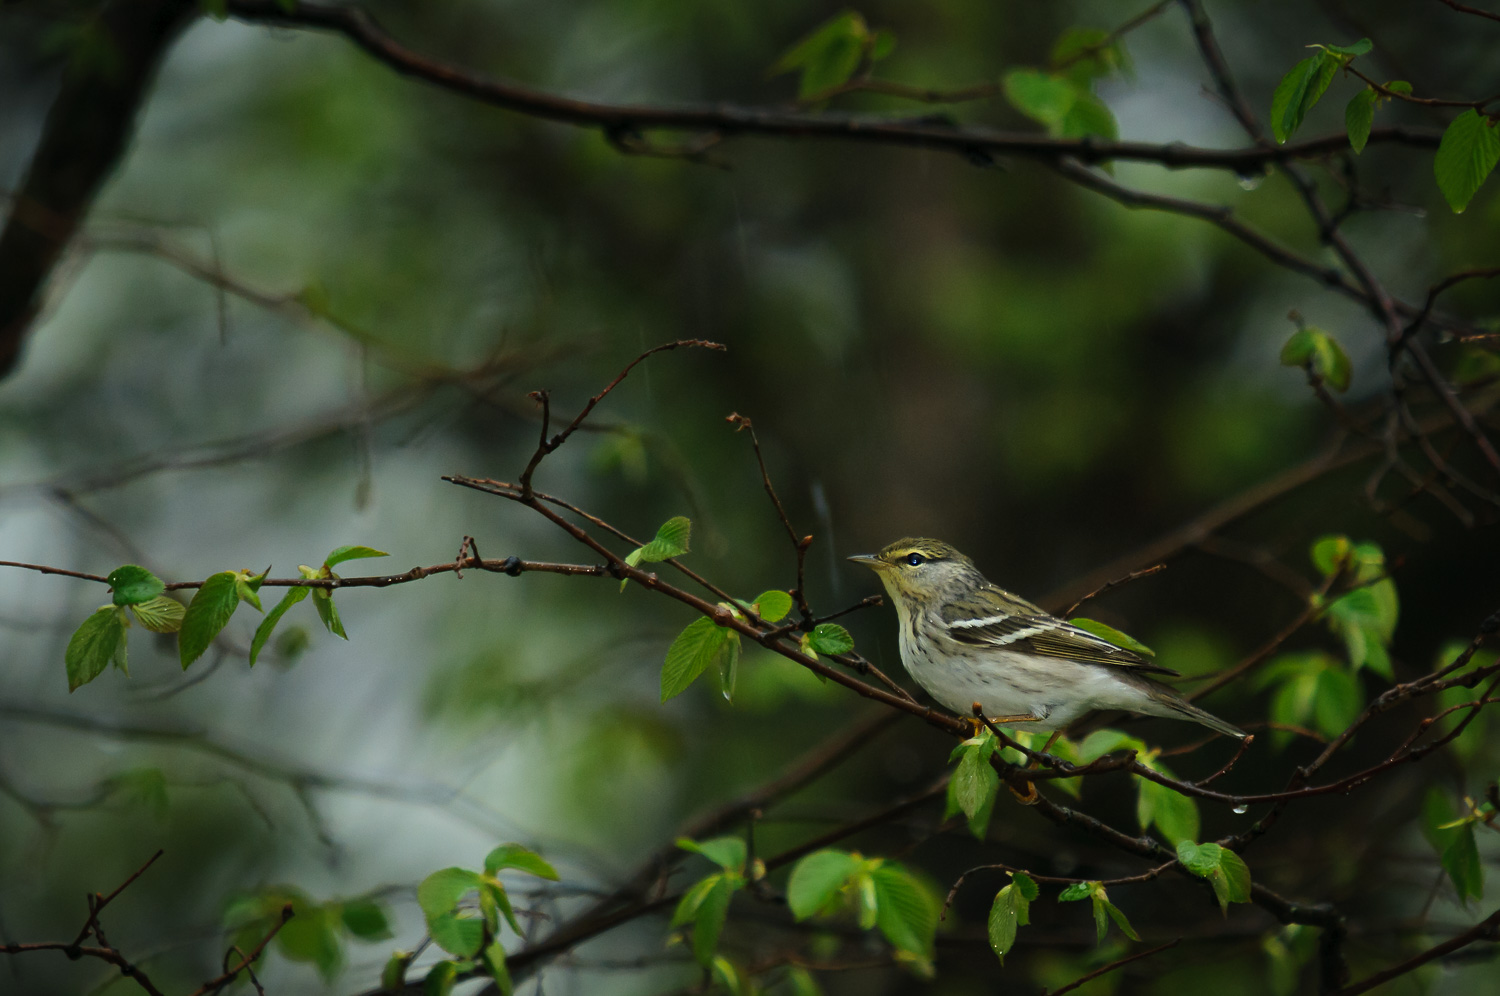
[849,538,1244,740]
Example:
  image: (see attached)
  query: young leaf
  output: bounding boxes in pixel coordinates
[418,868,489,954]
[381,950,413,990]
[1003,68,1077,130]
[66,607,124,691]
[1434,109,1500,213]
[422,960,458,996]
[870,864,937,960]
[691,875,734,966]
[1067,617,1154,657]
[107,565,165,606]
[339,899,393,940]
[988,878,1031,964]
[768,11,869,98]
[662,616,733,701]
[1097,895,1140,941]
[1345,88,1376,153]
[1270,52,1336,143]
[324,545,389,568]
[131,595,185,633]
[678,836,747,872]
[1061,92,1118,142]
[1279,328,1352,391]
[1058,881,1093,902]
[480,939,513,996]
[952,738,1000,822]
[672,874,721,928]
[180,571,241,668]
[717,630,741,702]
[787,850,860,919]
[1138,775,1200,844]
[312,587,347,639]
[752,589,793,623]
[250,586,310,666]
[807,623,854,655]
[621,516,692,589]
[485,843,560,880]
[1423,788,1485,902]
[1319,38,1372,58]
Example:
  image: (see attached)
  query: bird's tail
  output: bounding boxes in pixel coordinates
[1150,692,1247,740]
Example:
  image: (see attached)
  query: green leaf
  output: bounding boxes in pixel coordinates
[311,587,347,639]
[678,836,747,872]
[1003,69,1077,130]
[1138,775,1200,844]
[481,879,522,935]
[250,586,310,666]
[1435,109,1500,212]
[1011,871,1039,902]
[752,589,793,623]
[1312,666,1362,737]
[1058,881,1093,902]
[107,565,165,606]
[671,873,721,929]
[625,516,691,572]
[1176,840,1223,876]
[1318,38,1372,58]
[1310,535,1352,576]
[1178,841,1251,911]
[952,738,1000,823]
[783,966,824,996]
[1097,895,1140,941]
[1270,53,1337,143]
[339,900,392,940]
[1067,617,1154,657]
[324,545,388,568]
[481,939,513,996]
[807,623,854,656]
[869,28,895,61]
[871,865,937,959]
[672,874,721,928]
[787,850,860,919]
[1218,849,1252,905]
[662,616,735,701]
[691,875,734,967]
[1051,27,1129,82]
[1346,88,1376,153]
[1280,328,1352,391]
[485,844,559,880]
[768,12,869,98]
[418,867,486,956]
[180,572,241,668]
[419,867,483,920]
[988,881,1029,964]
[381,950,413,990]
[112,767,169,819]
[1061,92,1118,141]
[66,607,124,691]
[1424,789,1486,901]
[422,960,458,996]
[130,595,185,633]
[276,905,343,981]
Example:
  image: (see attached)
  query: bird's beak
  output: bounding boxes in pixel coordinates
[847,553,884,570]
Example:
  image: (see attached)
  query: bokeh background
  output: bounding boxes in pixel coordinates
[1,1,1498,993]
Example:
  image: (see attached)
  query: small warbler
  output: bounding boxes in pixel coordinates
[850,538,1244,739]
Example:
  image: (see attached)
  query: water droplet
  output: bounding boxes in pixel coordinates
[1237,173,1265,191]
[1232,804,1249,815]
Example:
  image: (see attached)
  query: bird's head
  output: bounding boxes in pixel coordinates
[848,538,985,610]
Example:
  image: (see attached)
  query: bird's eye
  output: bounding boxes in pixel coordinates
[904,553,925,567]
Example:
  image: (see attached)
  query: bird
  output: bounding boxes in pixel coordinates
[849,538,1245,740]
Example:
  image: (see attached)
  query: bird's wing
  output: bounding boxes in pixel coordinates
[940,589,1181,677]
